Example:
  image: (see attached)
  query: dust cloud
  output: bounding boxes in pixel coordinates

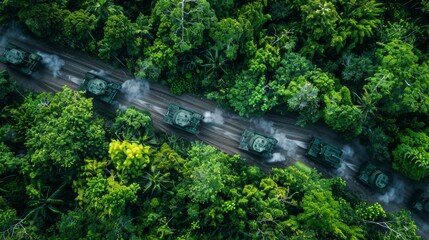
[121,78,150,102]
[203,108,225,125]
[377,180,406,204]
[268,152,286,163]
[37,52,65,77]
[66,75,83,85]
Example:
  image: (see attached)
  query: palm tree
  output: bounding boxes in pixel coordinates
[141,165,172,195]
[25,183,66,223]
[354,91,379,124]
[202,48,228,77]
[86,0,123,23]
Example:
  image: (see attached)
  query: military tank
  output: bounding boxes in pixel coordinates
[357,162,389,193]
[0,43,42,75]
[410,190,429,215]
[306,137,342,169]
[238,129,278,158]
[163,103,204,134]
[79,72,121,104]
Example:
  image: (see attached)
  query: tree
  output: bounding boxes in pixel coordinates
[183,142,236,203]
[59,160,140,240]
[323,88,364,139]
[139,38,185,85]
[274,52,314,85]
[367,127,393,162]
[355,202,386,222]
[340,52,376,91]
[14,87,107,181]
[297,0,340,56]
[84,0,123,23]
[109,140,152,182]
[297,189,365,239]
[277,69,336,126]
[200,48,231,89]
[152,143,186,173]
[364,39,429,115]
[63,10,97,49]
[225,44,281,116]
[363,210,421,240]
[209,18,244,60]
[141,165,172,195]
[422,0,429,13]
[82,174,139,218]
[207,0,234,18]
[0,143,18,175]
[25,183,66,226]
[354,90,380,127]
[236,1,271,34]
[392,128,429,180]
[112,107,153,143]
[292,0,384,57]
[152,0,217,53]
[337,0,384,49]
[286,81,321,126]
[98,13,143,61]
[55,207,138,239]
[226,72,278,116]
[74,159,140,220]
[0,196,39,240]
[17,3,70,42]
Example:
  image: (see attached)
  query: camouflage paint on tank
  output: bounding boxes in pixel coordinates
[79,72,121,104]
[163,103,204,134]
[0,43,42,75]
[238,129,278,158]
[357,162,389,193]
[306,137,342,169]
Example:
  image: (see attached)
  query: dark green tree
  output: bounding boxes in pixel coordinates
[112,107,153,143]
[98,13,142,61]
[364,39,429,115]
[84,0,123,23]
[225,44,281,116]
[392,128,429,180]
[323,88,364,139]
[13,87,107,182]
[17,3,70,42]
[63,10,97,49]
[152,0,217,53]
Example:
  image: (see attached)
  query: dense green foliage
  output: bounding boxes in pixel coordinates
[0,88,422,239]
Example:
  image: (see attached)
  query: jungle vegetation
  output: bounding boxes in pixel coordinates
[0,0,428,239]
[0,81,421,239]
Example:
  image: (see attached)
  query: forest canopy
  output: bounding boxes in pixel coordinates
[0,0,429,238]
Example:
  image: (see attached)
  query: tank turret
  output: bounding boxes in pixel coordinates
[79,72,121,104]
[0,43,42,75]
[411,190,429,215]
[163,103,204,134]
[238,129,278,158]
[357,162,389,193]
[306,137,342,169]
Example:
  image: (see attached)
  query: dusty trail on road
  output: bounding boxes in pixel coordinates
[2,31,428,238]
